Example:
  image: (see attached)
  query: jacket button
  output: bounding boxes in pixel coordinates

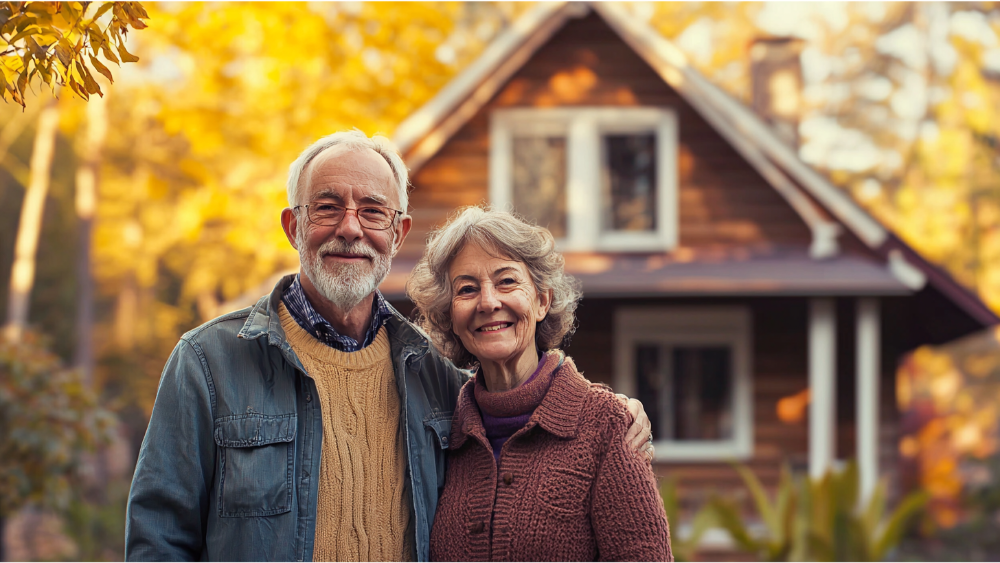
[468,521,485,534]
[305,393,312,402]
[502,472,513,486]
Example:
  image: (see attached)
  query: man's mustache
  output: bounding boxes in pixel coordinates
[316,239,379,261]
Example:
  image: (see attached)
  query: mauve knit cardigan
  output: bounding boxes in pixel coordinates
[429,353,672,562]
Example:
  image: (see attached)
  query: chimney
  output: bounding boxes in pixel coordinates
[750,37,803,148]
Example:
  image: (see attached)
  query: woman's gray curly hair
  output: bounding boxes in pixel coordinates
[406,205,583,368]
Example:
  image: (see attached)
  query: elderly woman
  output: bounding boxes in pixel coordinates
[407,206,672,562]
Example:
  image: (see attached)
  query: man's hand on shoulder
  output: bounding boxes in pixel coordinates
[618,394,653,462]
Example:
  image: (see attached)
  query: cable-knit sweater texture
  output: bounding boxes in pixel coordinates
[279,303,414,562]
[429,352,672,562]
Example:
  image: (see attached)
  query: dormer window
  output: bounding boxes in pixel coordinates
[490,107,677,252]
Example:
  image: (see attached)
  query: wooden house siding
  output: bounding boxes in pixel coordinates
[406,13,821,259]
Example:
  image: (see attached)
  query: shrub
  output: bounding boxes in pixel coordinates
[0,332,116,518]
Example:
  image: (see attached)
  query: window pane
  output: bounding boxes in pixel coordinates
[512,136,567,238]
[602,134,657,232]
[672,347,732,441]
[635,345,663,439]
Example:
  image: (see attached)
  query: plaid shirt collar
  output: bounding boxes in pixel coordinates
[280,274,394,352]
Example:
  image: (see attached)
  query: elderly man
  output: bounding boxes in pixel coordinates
[125,130,651,562]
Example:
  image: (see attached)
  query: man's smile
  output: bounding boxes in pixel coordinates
[324,252,370,262]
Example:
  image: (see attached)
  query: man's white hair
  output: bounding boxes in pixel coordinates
[286,129,409,211]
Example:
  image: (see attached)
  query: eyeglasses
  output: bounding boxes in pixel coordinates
[293,202,402,231]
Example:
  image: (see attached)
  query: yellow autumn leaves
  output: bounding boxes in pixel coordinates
[0,2,148,105]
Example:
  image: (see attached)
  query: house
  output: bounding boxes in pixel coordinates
[380,0,999,529]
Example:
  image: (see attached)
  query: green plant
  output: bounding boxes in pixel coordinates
[659,476,718,562]
[710,464,803,561]
[710,461,928,561]
[802,461,927,561]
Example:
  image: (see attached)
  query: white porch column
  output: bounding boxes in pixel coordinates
[856,297,880,502]
[809,298,836,479]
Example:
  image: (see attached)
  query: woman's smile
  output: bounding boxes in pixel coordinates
[477,321,514,333]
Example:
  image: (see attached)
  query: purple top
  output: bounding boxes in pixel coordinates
[474,351,562,466]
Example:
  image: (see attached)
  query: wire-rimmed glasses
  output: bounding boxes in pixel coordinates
[293,202,402,231]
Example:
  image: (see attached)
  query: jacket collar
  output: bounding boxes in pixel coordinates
[237,273,432,362]
[385,309,430,360]
[450,352,590,450]
[238,273,296,346]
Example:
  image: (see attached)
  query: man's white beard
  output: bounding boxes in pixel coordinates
[298,234,393,313]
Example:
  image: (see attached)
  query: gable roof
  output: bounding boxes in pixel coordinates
[393,1,998,327]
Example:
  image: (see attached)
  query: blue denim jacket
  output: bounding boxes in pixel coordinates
[125,275,466,561]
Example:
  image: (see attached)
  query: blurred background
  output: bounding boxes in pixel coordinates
[2,1,1000,561]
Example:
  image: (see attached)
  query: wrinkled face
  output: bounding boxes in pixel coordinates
[448,243,551,366]
[283,145,410,312]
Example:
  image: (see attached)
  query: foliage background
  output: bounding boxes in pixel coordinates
[2,1,1000,559]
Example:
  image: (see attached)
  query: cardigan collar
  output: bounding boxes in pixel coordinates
[474,350,560,417]
[450,351,591,450]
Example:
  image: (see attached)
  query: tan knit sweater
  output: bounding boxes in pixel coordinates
[279,303,414,562]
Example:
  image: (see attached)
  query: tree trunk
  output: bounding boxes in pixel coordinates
[3,99,60,343]
[75,87,111,504]
[74,87,108,385]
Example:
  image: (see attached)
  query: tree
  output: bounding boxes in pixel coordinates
[0,330,115,560]
[644,2,1000,312]
[0,1,147,107]
[73,75,105,383]
[3,95,58,343]
[2,1,147,342]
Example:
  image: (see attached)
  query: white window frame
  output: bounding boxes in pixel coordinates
[614,306,754,461]
[490,107,678,252]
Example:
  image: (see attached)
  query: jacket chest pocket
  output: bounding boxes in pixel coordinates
[423,411,453,451]
[214,413,297,517]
